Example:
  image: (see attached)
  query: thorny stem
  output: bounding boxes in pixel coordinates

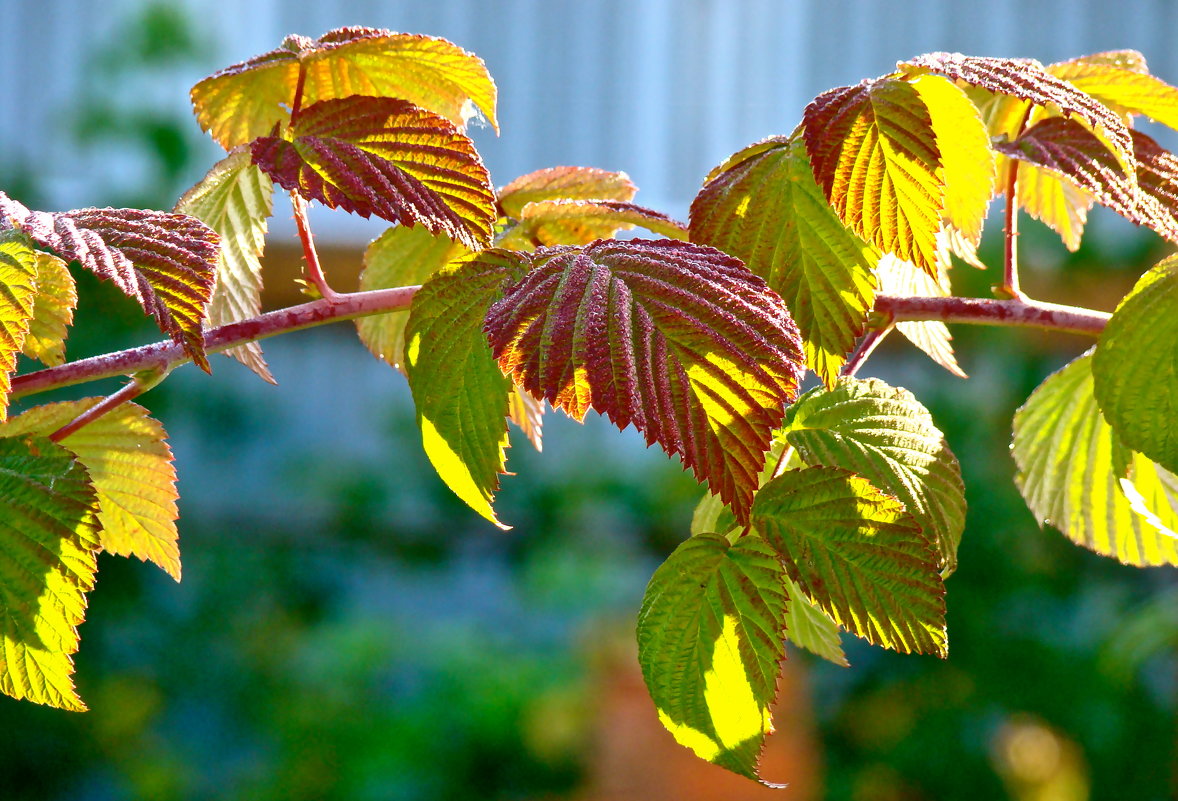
[291,192,338,299]
[873,294,1110,336]
[290,62,308,122]
[12,285,419,400]
[1000,104,1033,301]
[11,289,1109,403]
[770,442,795,481]
[1001,160,1024,300]
[842,319,895,378]
[48,375,155,442]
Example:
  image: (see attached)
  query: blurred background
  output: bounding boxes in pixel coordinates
[2,1,1177,799]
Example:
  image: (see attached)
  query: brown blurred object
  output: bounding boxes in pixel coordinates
[574,630,820,801]
[261,241,366,305]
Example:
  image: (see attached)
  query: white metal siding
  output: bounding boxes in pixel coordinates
[3,0,1176,236]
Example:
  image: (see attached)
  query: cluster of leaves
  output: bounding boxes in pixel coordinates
[1,28,1176,788]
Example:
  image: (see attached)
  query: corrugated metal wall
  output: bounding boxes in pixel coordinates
[4,0,1177,234]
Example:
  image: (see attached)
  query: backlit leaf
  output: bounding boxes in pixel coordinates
[356,225,471,371]
[637,532,787,783]
[484,239,805,521]
[1013,350,1178,565]
[1016,159,1094,251]
[498,166,636,219]
[175,147,275,382]
[191,27,498,150]
[783,573,849,667]
[803,78,944,275]
[0,231,39,421]
[0,436,101,711]
[690,136,878,386]
[405,250,528,528]
[1093,257,1178,475]
[910,74,995,246]
[251,96,496,250]
[1,400,181,580]
[507,388,544,452]
[690,488,848,666]
[876,250,966,378]
[13,205,218,371]
[1130,131,1178,243]
[498,200,688,251]
[21,253,75,368]
[782,377,966,575]
[1050,51,1178,131]
[997,118,1178,242]
[754,466,946,655]
[900,52,1136,178]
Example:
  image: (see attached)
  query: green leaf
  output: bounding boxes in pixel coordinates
[191,27,498,150]
[1013,350,1178,565]
[754,466,946,656]
[1050,51,1178,131]
[356,225,471,372]
[690,489,739,539]
[21,253,75,368]
[690,136,878,386]
[0,400,181,580]
[10,203,219,371]
[1093,257,1178,475]
[637,532,787,784]
[689,468,848,667]
[498,166,636,218]
[251,96,496,250]
[900,52,1136,180]
[0,231,40,421]
[909,74,995,247]
[803,78,944,275]
[484,239,805,522]
[782,377,966,575]
[0,436,101,711]
[175,147,275,382]
[405,250,528,528]
[997,118,1178,242]
[876,250,966,378]
[782,573,849,667]
[497,200,689,251]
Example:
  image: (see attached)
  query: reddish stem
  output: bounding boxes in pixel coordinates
[842,321,895,378]
[1001,104,1034,300]
[1002,160,1024,300]
[11,289,1110,403]
[49,379,145,442]
[291,192,337,299]
[873,294,1109,336]
[12,285,420,399]
[290,62,308,122]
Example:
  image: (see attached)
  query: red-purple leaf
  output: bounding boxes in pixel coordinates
[1131,131,1178,241]
[901,52,1136,177]
[498,166,637,219]
[484,239,804,521]
[997,118,1178,242]
[251,96,496,250]
[14,205,218,370]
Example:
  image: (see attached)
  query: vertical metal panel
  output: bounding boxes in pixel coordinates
[3,0,1176,235]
